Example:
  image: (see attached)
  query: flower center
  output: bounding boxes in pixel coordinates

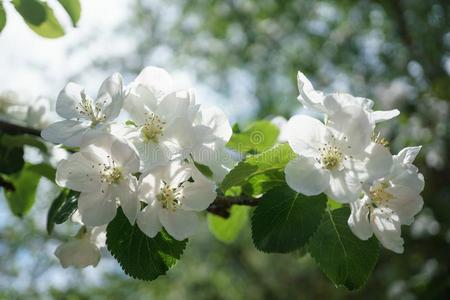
[156,183,183,211]
[372,132,389,147]
[75,91,107,127]
[369,182,394,205]
[98,158,122,185]
[141,113,165,143]
[317,144,343,170]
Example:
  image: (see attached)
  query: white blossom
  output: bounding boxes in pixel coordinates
[26,97,54,129]
[55,133,140,226]
[122,66,233,180]
[55,225,106,269]
[0,90,28,123]
[348,147,424,253]
[297,71,400,127]
[41,73,124,147]
[283,105,389,203]
[136,161,216,241]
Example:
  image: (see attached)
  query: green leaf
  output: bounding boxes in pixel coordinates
[12,0,47,26]
[0,2,6,32]
[221,143,295,193]
[46,189,79,234]
[0,134,48,153]
[251,186,327,253]
[193,160,213,178]
[57,0,81,26]
[28,163,56,182]
[227,120,279,153]
[4,166,41,217]
[0,145,24,175]
[208,205,250,244]
[106,208,188,281]
[24,3,64,38]
[308,207,380,290]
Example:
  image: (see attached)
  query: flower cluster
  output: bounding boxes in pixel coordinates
[43,67,232,268]
[284,71,424,253]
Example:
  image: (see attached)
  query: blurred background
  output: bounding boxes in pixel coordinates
[0,0,449,299]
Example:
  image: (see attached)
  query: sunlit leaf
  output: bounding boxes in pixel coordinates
[57,0,81,26]
[227,120,279,153]
[12,0,46,26]
[4,165,41,217]
[208,205,250,244]
[221,143,295,193]
[24,3,64,38]
[0,2,6,32]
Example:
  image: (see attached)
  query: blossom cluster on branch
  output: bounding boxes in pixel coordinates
[0,66,425,288]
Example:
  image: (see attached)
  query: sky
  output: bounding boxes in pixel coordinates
[0,0,257,122]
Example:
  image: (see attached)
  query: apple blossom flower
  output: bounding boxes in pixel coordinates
[122,66,233,180]
[348,146,424,253]
[41,73,124,147]
[55,224,106,268]
[120,87,199,170]
[26,97,54,129]
[297,71,400,126]
[284,103,384,203]
[55,133,140,226]
[136,161,216,241]
[0,90,28,123]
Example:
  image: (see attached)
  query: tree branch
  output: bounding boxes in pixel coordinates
[207,195,260,218]
[0,120,259,218]
[0,120,41,137]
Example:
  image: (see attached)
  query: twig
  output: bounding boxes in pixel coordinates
[0,120,41,137]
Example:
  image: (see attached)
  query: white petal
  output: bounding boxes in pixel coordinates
[297,71,326,111]
[284,156,329,196]
[55,239,100,268]
[362,143,393,181]
[385,185,423,225]
[328,104,372,154]
[112,178,139,225]
[125,85,158,123]
[158,209,199,240]
[348,196,373,240]
[166,160,192,186]
[391,167,425,194]
[371,208,404,253]
[133,66,174,99]
[138,172,160,202]
[371,109,400,124]
[195,106,232,144]
[137,204,162,238]
[156,90,192,121]
[96,73,124,121]
[181,179,216,211]
[41,120,89,147]
[111,138,140,173]
[55,82,86,119]
[136,139,172,170]
[55,153,102,192]
[89,225,107,248]
[286,115,327,157]
[78,188,117,226]
[326,171,361,203]
[395,146,422,165]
